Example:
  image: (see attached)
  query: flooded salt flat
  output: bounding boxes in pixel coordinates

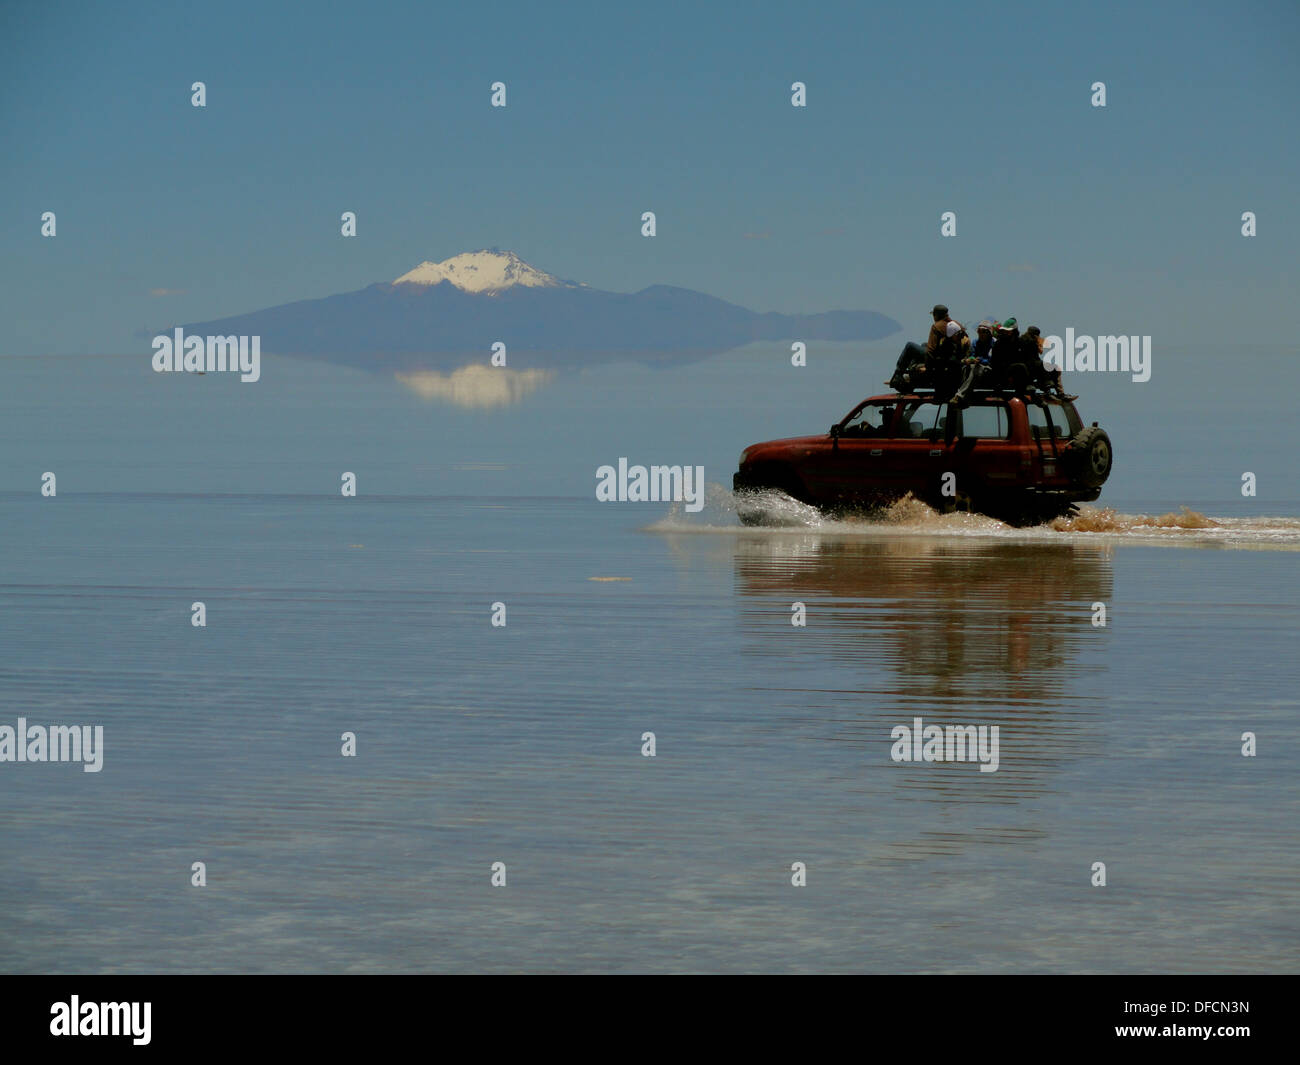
[1,491,1297,973]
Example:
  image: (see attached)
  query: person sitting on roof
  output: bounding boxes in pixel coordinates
[1022,326,1078,401]
[889,304,952,392]
[933,318,969,399]
[948,319,997,408]
[991,317,1032,393]
[1018,327,1047,396]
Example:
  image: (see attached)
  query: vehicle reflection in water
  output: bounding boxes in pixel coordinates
[669,532,1117,856]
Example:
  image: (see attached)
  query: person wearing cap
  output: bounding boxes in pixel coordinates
[973,319,997,362]
[948,319,997,407]
[934,317,969,397]
[926,304,953,358]
[889,303,951,391]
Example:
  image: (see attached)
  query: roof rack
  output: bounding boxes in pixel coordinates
[888,388,1062,399]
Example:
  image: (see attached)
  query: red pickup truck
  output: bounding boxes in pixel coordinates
[733,392,1113,526]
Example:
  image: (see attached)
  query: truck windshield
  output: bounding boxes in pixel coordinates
[841,402,895,437]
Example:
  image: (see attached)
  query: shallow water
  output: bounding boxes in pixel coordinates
[1,489,1297,973]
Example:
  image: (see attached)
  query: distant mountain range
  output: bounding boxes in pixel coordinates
[181,250,901,371]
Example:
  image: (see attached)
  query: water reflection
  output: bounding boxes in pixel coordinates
[395,364,555,407]
[727,532,1115,812]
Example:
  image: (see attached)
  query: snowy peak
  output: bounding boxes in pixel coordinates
[393,250,564,293]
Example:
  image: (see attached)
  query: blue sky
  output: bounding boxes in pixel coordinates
[2,0,1297,354]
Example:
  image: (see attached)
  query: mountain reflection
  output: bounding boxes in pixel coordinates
[395,365,555,407]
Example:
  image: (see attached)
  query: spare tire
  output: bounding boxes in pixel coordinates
[1065,426,1113,488]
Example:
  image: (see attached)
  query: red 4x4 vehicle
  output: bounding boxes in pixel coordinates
[734,391,1113,526]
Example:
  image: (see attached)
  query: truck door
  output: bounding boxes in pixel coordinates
[1024,401,1066,481]
[811,400,899,502]
[951,400,1020,496]
[889,399,953,503]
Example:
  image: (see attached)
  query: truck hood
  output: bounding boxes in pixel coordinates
[739,435,828,464]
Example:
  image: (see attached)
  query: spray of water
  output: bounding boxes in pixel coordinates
[1050,506,1218,532]
[648,485,1300,549]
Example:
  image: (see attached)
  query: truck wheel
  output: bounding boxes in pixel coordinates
[748,466,807,503]
[735,466,810,524]
[1065,427,1113,488]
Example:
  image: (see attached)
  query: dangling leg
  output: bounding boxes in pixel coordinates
[1043,367,1077,401]
[949,361,984,408]
[889,342,928,391]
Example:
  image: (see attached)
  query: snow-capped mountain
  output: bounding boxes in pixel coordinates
[179,251,900,372]
[394,249,575,293]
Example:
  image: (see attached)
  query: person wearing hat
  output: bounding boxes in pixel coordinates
[934,317,969,397]
[888,303,952,391]
[927,304,954,357]
[974,319,997,363]
[948,319,997,407]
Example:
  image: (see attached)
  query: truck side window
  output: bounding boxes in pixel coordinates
[900,401,942,440]
[960,404,1008,439]
[1026,403,1062,439]
[1057,401,1083,436]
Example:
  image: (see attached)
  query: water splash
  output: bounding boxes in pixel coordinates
[1050,505,1218,532]
[647,486,1300,549]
